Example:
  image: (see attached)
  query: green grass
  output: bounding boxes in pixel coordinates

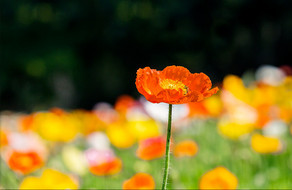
[1,119,292,189]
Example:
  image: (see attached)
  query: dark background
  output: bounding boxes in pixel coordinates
[1,0,291,111]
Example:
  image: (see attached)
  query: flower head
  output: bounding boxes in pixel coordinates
[136,66,218,104]
[106,122,136,149]
[199,166,238,190]
[251,133,283,154]
[0,129,8,148]
[115,95,136,115]
[174,140,198,158]
[85,149,122,176]
[62,146,88,176]
[19,114,35,131]
[122,173,155,189]
[19,168,78,189]
[218,119,254,140]
[136,136,166,160]
[32,111,80,142]
[8,151,44,175]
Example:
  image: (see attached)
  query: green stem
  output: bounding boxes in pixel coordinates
[162,104,173,190]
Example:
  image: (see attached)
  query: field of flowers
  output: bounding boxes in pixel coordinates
[1,65,292,189]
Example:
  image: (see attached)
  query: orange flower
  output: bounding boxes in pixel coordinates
[8,151,43,175]
[199,166,238,190]
[136,136,166,160]
[115,95,136,114]
[50,107,66,115]
[123,173,155,189]
[19,114,35,131]
[86,149,122,176]
[174,140,198,158]
[89,158,122,176]
[255,104,275,128]
[0,129,8,147]
[135,66,219,104]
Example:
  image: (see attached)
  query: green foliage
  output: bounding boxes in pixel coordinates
[1,120,292,189]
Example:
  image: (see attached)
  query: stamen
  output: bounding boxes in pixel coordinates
[160,79,189,95]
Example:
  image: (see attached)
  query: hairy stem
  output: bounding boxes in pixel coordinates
[162,104,173,190]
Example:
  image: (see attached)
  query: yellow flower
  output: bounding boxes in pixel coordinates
[277,77,292,122]
[251,84,277,107]
[32,111,79,142]
[203,95,223,117]
[218,119,254,140]
[127,119,160,141]
[106,122,136,148]
[199,166,238,190]
[251,133,282,154]
[19,168,78,189]
[71,110,106,135]
[223,75,251,104]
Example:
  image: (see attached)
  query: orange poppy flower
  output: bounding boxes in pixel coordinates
[86,148,122,176]
[19,114,35,131]
[174,140,198,158]
[0,129,8,147]
[199,166,238,190]
[115,95,136,114]
[135,66,218,104]
[89,158,122,176]
[136,136,166,160]
[122,173,155,189]
[8,151,43,175]
[50,107,66,115]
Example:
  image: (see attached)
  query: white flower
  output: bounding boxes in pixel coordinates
[255,65,286,86]
[263,120,287,137]
[86,132,111,150]
[62,146,88,175]
[84,148,115,166]
[142,97,189,123]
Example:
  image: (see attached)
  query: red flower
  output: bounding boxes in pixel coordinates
[136,66,218,104]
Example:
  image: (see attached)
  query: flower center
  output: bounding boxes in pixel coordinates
[159,79,189,95]
[19,156,33,167]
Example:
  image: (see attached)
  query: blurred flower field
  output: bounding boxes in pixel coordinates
[1,65,292,189]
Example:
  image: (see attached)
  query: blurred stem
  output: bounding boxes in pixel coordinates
[162,104,172,190]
